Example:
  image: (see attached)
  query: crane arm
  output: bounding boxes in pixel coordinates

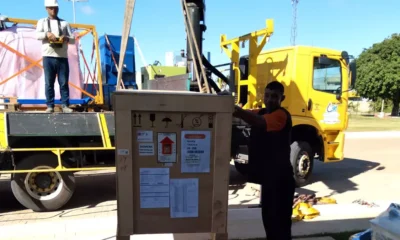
[116,0,227,93]
[116,0,136,90]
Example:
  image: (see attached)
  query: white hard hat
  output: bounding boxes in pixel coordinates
[45,0,59,7]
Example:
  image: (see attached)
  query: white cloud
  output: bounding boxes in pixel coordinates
[80,5,95,15]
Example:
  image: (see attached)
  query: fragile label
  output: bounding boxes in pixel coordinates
[137,130,153,142]
[139,143,154,156]
[157,133,177,163]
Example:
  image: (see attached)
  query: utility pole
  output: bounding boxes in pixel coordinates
[65,0,88,23]
[291,0,299,46]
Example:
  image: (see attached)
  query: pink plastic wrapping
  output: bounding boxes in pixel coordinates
[0,26,83,103]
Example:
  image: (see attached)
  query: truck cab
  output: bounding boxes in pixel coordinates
[223,21,357,187]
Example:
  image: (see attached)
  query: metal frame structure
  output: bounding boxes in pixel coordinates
[220,19,274,109]
[0,18,117,174]
[0,17,105,108]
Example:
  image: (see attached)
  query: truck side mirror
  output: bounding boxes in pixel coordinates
[341,51,350,65]
[349,60,357,88]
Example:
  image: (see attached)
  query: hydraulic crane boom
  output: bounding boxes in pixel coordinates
[117,0,229,93]
[181,0,230,93]
[183,0,205,81]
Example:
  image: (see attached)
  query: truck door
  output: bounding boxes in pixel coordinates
[306,55,346,131]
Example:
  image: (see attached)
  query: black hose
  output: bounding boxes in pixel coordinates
[201,54,230,84]
[206,75,221,93]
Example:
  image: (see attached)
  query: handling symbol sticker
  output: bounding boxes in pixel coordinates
[133,113,142,127]
[149,113,156,127]
[192,117,202,127]
[208,114,213,128]
[162,117,172,128]
[180,114,187,128]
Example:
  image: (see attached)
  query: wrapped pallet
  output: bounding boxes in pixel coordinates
[370,203,400,240]
[0,25,83,104]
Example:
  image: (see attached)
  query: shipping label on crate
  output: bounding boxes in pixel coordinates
[157,133,177,163]
[138,143,154,156]
[137,130,153,142]
[170,178,199,218]
[139,168,170,209]
[181,131,211,173]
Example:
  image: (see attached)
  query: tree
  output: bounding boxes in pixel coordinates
[355,34,400,116]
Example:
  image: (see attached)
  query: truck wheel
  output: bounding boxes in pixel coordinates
[290,141,314,187]
[234,161,248,175]
[10,153,76,212]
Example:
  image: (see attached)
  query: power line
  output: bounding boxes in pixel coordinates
[291,0,299,46]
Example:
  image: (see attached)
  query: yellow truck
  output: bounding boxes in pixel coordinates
[222,20,357,186]
[0,17,116,212]
[0,14,355,213]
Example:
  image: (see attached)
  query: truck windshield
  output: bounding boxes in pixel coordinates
[312,57,342,94]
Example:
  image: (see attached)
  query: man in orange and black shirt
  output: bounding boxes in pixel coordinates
[233,81,295,240]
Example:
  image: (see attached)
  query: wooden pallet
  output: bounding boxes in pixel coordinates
[0,96,19,112]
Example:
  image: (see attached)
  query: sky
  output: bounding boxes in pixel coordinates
[2,0,400,73]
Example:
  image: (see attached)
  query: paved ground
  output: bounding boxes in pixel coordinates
[298,136,400,204]
[0,135,399,236]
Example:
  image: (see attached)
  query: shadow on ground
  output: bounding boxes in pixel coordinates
[98,217,373,240]
[0,173,117,221]
[229,216,374,240]
[229,157,380,208]
[0,157,380,215]
[296,157,380,196]
[0,165,246,214]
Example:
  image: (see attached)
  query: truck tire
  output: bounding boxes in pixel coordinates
[290,141,314,187]
[10,153,76,212]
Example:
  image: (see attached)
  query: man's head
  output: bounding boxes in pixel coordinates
[45,0,59,18]
[264,81,285,110]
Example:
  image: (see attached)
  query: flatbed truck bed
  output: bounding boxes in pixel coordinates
[0,112,116,212]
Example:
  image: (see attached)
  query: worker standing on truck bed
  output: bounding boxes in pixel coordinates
[36,0,74,113]
[232,81,295,240]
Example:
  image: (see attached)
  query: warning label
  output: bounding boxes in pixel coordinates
[157,133,177,163]
[139,143,154,156]
[181,131,211,173]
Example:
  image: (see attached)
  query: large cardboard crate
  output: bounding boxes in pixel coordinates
[113,90,234,240]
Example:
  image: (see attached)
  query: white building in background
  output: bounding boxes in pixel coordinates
[136,72,142,90]
[165,52,174,67]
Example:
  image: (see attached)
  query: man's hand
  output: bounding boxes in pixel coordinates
[60,35,69,43]
[233,105,266,129]
[46,32,56,41]
[233,105,242,117]
[234,105,242,111]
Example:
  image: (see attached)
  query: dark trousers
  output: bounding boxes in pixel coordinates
[261,177,295,240]
[43,56,70,107]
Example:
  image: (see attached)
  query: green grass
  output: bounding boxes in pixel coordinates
[236,230,361,239]
[294,231,361,240]
[328,231,360,240]
[347,114,400,132]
